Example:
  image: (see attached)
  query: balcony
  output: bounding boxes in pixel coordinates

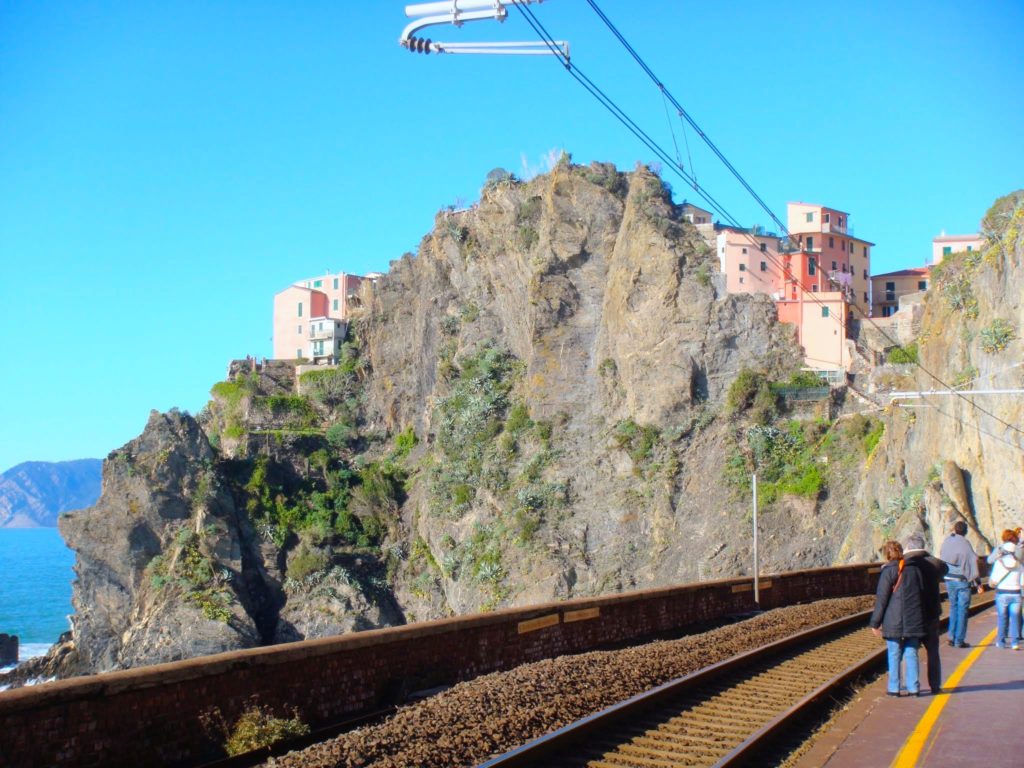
[309,326,339,341]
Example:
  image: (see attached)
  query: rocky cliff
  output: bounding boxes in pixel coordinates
[843,190,1024,559]
[40,168,1024,677]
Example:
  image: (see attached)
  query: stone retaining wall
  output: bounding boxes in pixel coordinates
[0,564,878,768]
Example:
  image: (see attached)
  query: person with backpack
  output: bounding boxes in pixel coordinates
[987,529,1023,649]
[870,540,932,696]
[940,521,982,648]
[903,533,947,694]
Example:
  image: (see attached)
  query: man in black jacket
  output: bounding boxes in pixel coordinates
[903,533,947,695]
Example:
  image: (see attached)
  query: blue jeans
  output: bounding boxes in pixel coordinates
[946,579,971,645]
[994,591,1021,647]
[886,638,921,694]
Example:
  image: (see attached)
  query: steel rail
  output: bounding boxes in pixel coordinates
[479,595,995,768]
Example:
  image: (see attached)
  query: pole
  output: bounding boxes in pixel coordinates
[752,473,759,607]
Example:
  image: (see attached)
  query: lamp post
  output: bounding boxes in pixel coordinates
[752,473,759,607]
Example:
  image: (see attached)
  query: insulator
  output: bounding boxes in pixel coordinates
[406,37,418,52]
[424,38,432,54]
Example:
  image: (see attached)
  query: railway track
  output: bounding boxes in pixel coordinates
[481,595,994,768]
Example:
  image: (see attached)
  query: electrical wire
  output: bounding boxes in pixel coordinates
[508,1,1024,452]
[575,0,1024,446]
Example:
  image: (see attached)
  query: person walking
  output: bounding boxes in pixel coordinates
[940,521,981,648]
[987,529,1023,649]
[870,540,931,697]
[903,533,947,695]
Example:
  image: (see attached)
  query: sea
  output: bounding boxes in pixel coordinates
[0,528,75,671]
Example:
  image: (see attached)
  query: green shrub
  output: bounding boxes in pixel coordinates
[613,420,660,467]
[887,343,919,364]
[393,426,418,457]
[518,225,539,250]
[979,319,1016,353]
[326,422,357,450]
[201,700,310,757]
[287,545,329,582]
[727,369,767,413]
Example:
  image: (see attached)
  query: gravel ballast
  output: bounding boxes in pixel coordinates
[267,596,874,768]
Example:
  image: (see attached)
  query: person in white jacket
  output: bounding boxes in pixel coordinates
[987,529,1023,649]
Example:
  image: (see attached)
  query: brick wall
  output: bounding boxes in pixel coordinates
[0,564,878,768]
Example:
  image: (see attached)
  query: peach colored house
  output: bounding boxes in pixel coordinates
[716,227,785,296]
[272,272,373,361]
[931,233,984,264]
[870,267,930,318]
[776,291,851,371]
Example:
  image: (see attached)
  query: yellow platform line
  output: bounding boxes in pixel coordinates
[890,627,998,768]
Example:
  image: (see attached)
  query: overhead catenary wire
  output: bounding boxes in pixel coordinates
[570,0,1024,447]
[502,3,1024,453]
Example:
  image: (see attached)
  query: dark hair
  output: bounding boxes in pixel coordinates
[953,521,967,536]
[882,541,903,562]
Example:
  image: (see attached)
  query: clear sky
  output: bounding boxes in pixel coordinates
[2,0,1022,471]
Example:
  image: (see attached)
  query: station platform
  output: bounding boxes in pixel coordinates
[795,603,1021,768]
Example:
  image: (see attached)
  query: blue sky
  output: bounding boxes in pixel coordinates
[1,0,1022,470]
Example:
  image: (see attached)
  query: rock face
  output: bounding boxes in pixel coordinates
[840,191,1024,560]
[0,634,16,666]
[59,411,262,671]
[47,168,1024,677]
[0,459,101,528]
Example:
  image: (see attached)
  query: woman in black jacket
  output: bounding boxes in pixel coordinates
[870,541,932,696]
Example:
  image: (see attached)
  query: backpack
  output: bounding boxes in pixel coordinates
[988,552,1019,589]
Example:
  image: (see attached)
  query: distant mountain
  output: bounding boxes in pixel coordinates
[0,460,102,528]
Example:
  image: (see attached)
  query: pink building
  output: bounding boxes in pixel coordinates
[871,267,930,318]
[716,202,873,373]
[931,233,984,264]
[272,272,369,361]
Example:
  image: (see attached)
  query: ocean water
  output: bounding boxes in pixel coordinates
[0,528,75,666]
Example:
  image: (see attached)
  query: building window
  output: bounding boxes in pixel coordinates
[864,292,869,302]
[863,246,868,257]
[808,257,816,275]
[863,269,868,279]
[832,261,838,270]
[739,263,746,271]
[806,212,814,223]
[967,245,973,252]
[760,261,767,271]
[297,325,302,334]
[297,302,303,317]
[314,280,322,288]
[841,241,846,251]
[807,236,814,251]
[812,284,819,292]
[742,247,747,254]
[918,280,927,290]
[839,216,844,227]
[829,237,835,248]
[824,213,831,223]
[760,242,767,252]
[885,281,895,291]
[296,348,302,358]
[333,299,339,311]
[822,306,830,317]
[333,278,339,289]
[739,277,744,284]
